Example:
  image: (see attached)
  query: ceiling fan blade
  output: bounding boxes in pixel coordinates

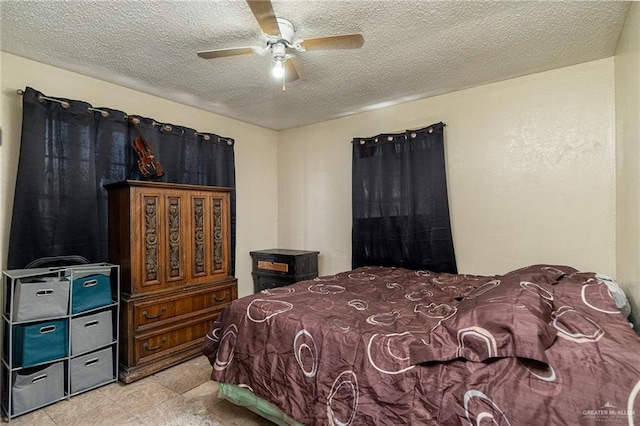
[284,59,299,82]
[197,47,257,59]
[246,0,280,36]
[300,34,364,51]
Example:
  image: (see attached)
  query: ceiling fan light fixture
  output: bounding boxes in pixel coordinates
[272,59,284,78]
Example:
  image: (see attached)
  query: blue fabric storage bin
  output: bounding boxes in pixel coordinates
[71,268,112,314]
[13,319,68,367]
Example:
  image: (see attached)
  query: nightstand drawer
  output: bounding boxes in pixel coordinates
[250,249,319,277]
[256,260,289,273]
[252,273,297,292]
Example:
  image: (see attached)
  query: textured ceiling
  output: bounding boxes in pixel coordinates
[0,1,631,130]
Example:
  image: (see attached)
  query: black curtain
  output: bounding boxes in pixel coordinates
[352,122,456,273]
[8,87,236,273]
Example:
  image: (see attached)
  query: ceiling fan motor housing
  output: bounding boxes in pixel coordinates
[274,18,296,45]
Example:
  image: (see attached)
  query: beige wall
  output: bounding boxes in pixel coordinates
[0,52,279,298]
[279,59,616,278]
[615,2,640,326]
[0,52,624,301]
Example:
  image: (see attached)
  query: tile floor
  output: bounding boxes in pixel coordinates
[5,356,274,425]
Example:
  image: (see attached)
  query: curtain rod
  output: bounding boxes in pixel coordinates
[355,122,446,144]
[16,88,230,143]
[16,88,110,116]
[388,122,446,134]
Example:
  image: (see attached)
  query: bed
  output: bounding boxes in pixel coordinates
[202,264,640,425]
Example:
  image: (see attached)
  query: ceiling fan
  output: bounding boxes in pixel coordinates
[197,0,364,90]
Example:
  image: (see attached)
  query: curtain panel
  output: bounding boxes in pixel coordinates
[352,122,457,273]
[8,87,236,272]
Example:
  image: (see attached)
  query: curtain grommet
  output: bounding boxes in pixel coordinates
[411,132,417,139]
[428,128,433,134]
[387,136,393,142]
[359,140,365,145]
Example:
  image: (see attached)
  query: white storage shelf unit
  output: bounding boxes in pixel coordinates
[1,263,120,420]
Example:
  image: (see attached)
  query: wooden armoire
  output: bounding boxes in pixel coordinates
[105,180,237,383]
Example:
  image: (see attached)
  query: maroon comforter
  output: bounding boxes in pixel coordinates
[203,265,640,425]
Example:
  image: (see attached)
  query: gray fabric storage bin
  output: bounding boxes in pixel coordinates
[12,277,70,322]
[12,361,65,415]
[70,347,113,394]
[70,310,113,355]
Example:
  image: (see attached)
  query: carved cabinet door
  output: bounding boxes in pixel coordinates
[133,188,188,294]
[187,190,231,285]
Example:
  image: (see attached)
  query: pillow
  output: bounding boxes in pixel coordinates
[409,274,557,364]
[596,274,631,318]
[500,264,577,283]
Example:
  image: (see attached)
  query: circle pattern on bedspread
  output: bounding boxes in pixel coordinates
[348,271,379,281]
[347,299,368,311]
[207,326,221,343]
[542,266,568,276]
[431,275,461,286]
[520,281,553,301]
[327,370,359,426]
[414,302,456,319]
[405,289,434,301]
[457,327,498,360]
[514,358,562,396]
[294,329,318,378]
[309,298,335,312]
[308,283,346,294]
[581,281,619,314]
[465,280,500,299]
[367,332,415,374]
[464,390,512,426]
[214,324,237,371]
[261,287,296,297]
[366,310,400,326]
[331,318,352,333]
[246,299,293,322]
[552,306,605,342]
[315,274,338,281]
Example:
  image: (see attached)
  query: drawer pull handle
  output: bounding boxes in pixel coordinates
[40,325,56,334]
[36,289,54,297]
[85,357,99,367]
[83,279,98,288]
[143,337,167,351]
[143,306,166,320]
[84,320,100,328]
[31,374,47,384]
[213,292,229,303]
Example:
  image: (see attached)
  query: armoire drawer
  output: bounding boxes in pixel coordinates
[130,282,236,332]
[133,314,218,365]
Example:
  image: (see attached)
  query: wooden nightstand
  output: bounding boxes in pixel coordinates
[250,249,319,293]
